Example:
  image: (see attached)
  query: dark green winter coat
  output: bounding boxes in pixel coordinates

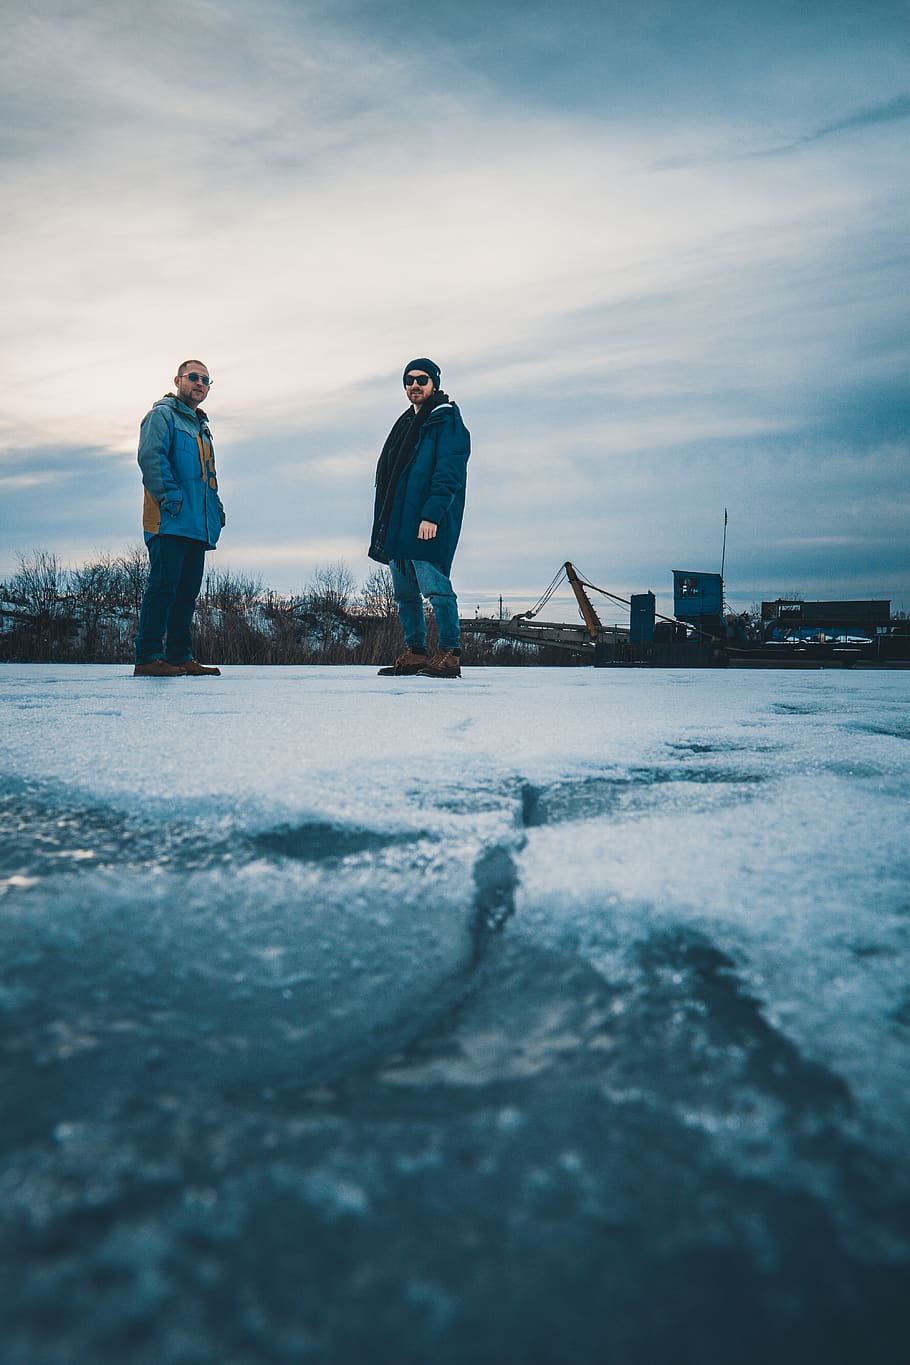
[369,400,470,575]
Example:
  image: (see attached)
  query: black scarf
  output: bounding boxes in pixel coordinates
[370,390,450,560]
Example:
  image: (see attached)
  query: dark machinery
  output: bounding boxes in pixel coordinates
[461,561,718,664]
[461,562,908,668]
[460,563,631,663]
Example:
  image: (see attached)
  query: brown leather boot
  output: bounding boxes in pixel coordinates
[181,659,222,676]
[417,649,462,678]
[377,649,429,676]
[133,660,187,677]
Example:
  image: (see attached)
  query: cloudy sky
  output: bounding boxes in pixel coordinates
[2,0,908,621]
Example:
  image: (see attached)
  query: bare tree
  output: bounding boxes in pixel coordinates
[260,591,308,663]
[352,565,401,663]
[296,562,361,662]
[70,553,120,659]
[195,567,272,664]
[357,565,396,619]
[3,550,74,660]
[112,544,150,621]
[9,549,64,618]
[202,568,264,613]
[308,562,356,614]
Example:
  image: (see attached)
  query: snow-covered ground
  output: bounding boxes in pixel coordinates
[2,664,908,1364]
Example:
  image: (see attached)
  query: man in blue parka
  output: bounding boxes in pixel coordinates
[369,357,470,678]
[133,360,226,676]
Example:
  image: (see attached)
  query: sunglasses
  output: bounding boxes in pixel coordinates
[184,372,212,386]
[404,374,431,387]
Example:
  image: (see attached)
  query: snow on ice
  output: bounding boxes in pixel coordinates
[1,663,908,1364]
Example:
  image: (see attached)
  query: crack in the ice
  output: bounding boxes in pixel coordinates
[470,843,522,964]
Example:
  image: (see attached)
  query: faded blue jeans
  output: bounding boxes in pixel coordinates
[390,558,460,653]
[134,534,207,664]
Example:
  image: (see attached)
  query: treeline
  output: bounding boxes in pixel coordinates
[0,548,541,666]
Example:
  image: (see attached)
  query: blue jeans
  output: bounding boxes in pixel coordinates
[135,535,207,664]
[390,559,460,652]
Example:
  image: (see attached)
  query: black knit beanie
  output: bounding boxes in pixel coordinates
[402,357,441,389]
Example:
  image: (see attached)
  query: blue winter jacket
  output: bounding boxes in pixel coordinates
[369,400,470,575]
[138,395,225,548]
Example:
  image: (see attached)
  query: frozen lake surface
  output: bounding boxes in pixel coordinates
[1,663,908,1363]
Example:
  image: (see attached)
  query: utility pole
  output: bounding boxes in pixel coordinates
[720,508,728,581]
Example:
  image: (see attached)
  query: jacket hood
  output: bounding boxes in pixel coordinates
[156,393,209,422]
[408,395,457,429]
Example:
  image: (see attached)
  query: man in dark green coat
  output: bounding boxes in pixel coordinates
[369,358,470,679]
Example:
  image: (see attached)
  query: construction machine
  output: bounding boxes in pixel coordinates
[460,563,629,662]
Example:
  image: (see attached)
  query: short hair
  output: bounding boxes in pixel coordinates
[177,359,207,377]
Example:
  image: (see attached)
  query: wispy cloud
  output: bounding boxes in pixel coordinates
[2,0,908,614]
[810,92,910,139]
[744,93,910,158]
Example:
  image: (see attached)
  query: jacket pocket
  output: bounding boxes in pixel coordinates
[173,429,203,481]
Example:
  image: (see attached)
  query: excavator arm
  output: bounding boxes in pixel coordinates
[564,562,603,641]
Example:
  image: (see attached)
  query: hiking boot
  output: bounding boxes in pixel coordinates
[378,649,429,676]
[133,660,187,677]
[180,659,221,676]
[417,649,462,679]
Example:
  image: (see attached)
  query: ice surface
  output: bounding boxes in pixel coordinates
[1,663,909,1363]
